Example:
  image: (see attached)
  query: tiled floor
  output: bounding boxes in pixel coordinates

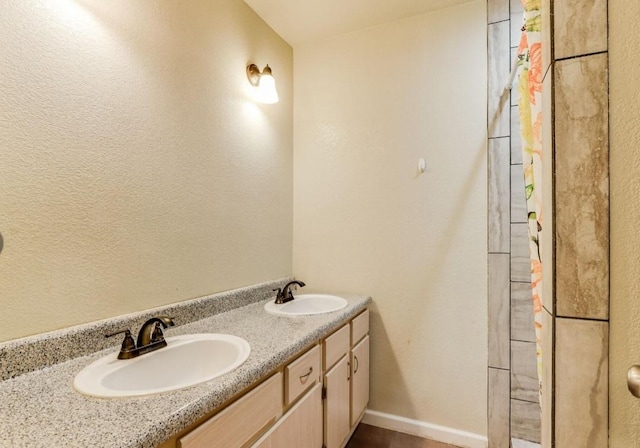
[345,424,460,448]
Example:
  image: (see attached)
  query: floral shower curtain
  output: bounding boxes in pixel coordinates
[515,0,543,404]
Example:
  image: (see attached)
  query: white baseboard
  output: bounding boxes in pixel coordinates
[362,409,488,448]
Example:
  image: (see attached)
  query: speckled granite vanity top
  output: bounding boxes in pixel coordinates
[0,281,370,448]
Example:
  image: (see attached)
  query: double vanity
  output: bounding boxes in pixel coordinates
[0,279,371,448]
[161,305,369,448]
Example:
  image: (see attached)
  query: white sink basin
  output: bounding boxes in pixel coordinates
[73,333,250,398]
[264,294,348,316]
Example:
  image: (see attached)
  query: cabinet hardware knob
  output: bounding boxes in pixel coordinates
[628,365,640,398]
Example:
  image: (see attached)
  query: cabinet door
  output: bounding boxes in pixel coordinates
[350,335,370,426]
[252,383,323,448]
[324,355,350,448]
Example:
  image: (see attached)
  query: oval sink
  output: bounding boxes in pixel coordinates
[73,333,250,398]
[264,294,348,316]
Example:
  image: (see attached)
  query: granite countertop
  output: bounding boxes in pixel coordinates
[0,294,371,448]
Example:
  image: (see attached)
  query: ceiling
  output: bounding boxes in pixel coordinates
[243,0,476,47]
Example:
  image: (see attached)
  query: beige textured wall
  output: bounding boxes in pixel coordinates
[0,0,293,342]
[609,0,640,444]
[293,1,488,435]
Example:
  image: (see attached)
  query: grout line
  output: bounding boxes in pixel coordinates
[554,315,609,323]
[541,63,553,83]
[554,50,608,62]
[511,338,537,344]
[511,397,542,405]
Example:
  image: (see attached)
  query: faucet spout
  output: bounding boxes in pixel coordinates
[277,280,305,304]
[136,316,175,348]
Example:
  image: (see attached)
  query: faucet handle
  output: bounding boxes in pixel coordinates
[105,329,136,356]
[151,322,165,343]
[273,288,284,304]
[106,328,131,340]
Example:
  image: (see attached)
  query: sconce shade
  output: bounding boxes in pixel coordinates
[247,63,279,104]
[257,71,278,104]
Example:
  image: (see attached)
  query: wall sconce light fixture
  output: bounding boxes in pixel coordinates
[246,63,279,104]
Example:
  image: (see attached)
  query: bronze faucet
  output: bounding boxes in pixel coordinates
[273,280,305,304]
[106,316,175,360]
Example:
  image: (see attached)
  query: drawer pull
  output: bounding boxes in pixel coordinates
[299,367,313,383]
[354,355,359,374]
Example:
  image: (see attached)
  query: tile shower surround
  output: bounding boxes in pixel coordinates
[487,0,541,444]
[487,0,611,446]
[551,1,610,446]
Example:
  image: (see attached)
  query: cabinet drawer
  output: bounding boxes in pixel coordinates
[351,309,369,346]
[285,345,320,406]
[323,324,350,371]
[179,372,283,448]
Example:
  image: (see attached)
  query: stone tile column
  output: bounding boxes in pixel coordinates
[550,0,610,446]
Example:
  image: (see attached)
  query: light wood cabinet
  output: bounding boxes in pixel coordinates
[323,354,351,448]
[323,324,350,371]
[252,383,323,448]
[350,335,370,426]
[322,309,370,448]
[166,309,369,448]
[285,344,320,406]
[178,373,282,448]
[351,309,369,346]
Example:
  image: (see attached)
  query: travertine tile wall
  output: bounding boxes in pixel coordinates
[551,0,610,446]
[488,0,611,446]
[487,0,541,445]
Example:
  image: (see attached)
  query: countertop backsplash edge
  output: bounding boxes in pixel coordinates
[0,277,293,381]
